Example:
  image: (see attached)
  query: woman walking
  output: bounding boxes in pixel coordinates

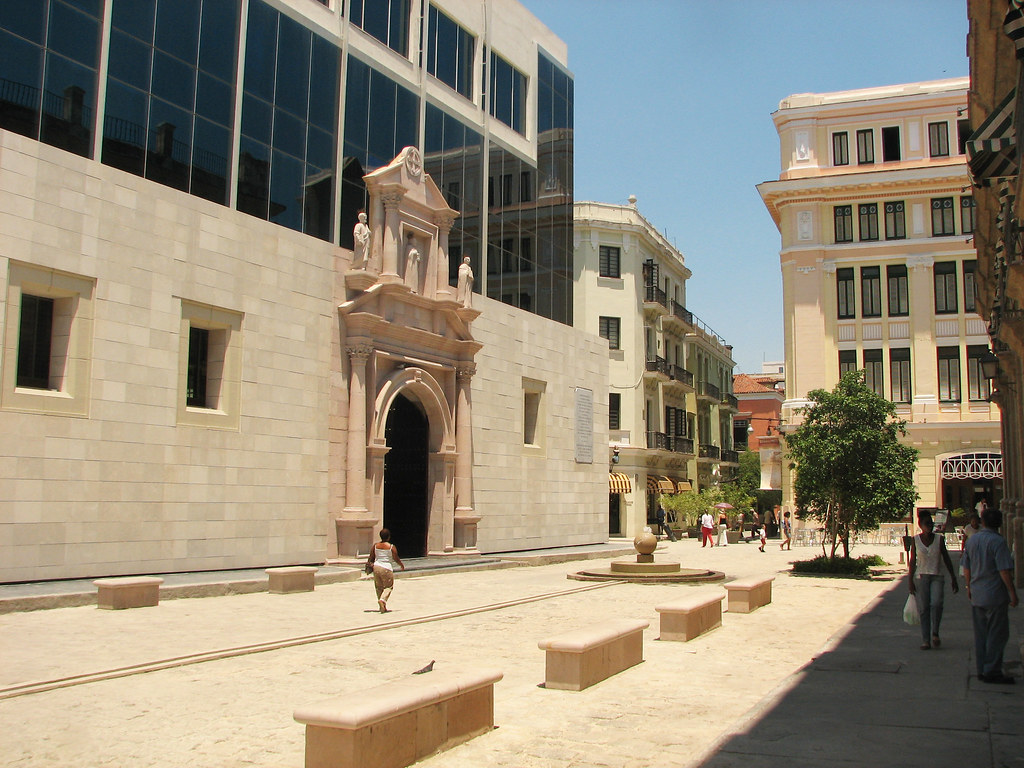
[367,528,405,613]
[909,511,959,649]
[716,510,729,547]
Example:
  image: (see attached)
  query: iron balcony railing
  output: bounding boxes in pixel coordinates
[670,436,694,454]
[720,449,739,464]
[645,356,668,376]
[699,444,720,460]
[644,284,667,308]
[668,364,694,387]
[646,431,668,450]
[670,300,693,326]
[697,380,721,400]
[722,393,739,410]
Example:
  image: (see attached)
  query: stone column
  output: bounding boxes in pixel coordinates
[455,363,475,513]
[434,212,458,300]
[380,189,405,280]
[344,343,372,515]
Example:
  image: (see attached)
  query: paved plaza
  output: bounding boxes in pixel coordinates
[0,538,1020,767]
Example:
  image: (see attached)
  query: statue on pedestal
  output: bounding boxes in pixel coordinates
[405,235,420,293]
[457,256,474,308]
[352,212,369,269]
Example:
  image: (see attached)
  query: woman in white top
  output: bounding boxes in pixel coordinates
[367,528,405,613]
[908,511,959,649]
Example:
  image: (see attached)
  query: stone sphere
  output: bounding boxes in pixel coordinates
[633,530,657,555]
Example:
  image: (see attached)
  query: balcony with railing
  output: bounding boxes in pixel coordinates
[722,393,739,411]
[667,364,694,390]
[697,380,721,402]
[720,448,739,464]
[669,436,695,454]
[663,300,694,331]
[644,356,669,379]
[643,283,668,314]
[646,431,668,450]
[698,444,721,460]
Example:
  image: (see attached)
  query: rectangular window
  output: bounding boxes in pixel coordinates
[856,129,874,164]
[832,132,849,166]
[861,266,881,318]
[881,126,901,162]
[834,205,853,243]
[186,326,210,407]
[599,246,621,278]
[839,349,857,377]
[937,346,961,403]
[522,378,546,450]
[887,264,909,316]
[967,345,993,401]
[488,49,526,134]
[864,349,884,397]
[931,197,955,236]
[964,259,977,313]
[859,203,879,241]
[350,0,410,55]
[17,295,54,389]
[599,316,621,349]
[884,200,906,240]
[889,348,911,403]
[426,4,475,99]
[928,121,950,157]
[961,195,975,235]
[609,392,620,430]
[837,268,855,319]
[957,118,971,155]
[934,261,958,314]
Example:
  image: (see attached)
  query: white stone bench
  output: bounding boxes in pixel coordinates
[655,590,724,641]
[725,576,774,613]
[93,576,163,610]
[538,618,649,691]
[266,566,318,594]
[293,668,503,768]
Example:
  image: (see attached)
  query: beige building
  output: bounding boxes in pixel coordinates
[0,0,609,583]
[758,78,1002,515]
[573,199,738,537]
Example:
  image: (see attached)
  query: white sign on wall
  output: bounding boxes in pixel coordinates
[574,387,593,464]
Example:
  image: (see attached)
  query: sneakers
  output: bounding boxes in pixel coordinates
[980,673,1016,685]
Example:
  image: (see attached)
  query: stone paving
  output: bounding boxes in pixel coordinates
[0,539,1018,767]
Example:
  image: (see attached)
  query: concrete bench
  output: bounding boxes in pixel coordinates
[93,576,163,610]
[725,576,774,613]
[538,618,649,691]
[293,668,503,768]
[266,566,318,594]
[655,590,724,641]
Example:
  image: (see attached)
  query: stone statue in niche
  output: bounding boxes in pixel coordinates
[404,234,421,293]
[352,211,369,269]
[457,256,474,308]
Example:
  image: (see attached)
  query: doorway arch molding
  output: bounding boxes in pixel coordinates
[372,366,455,453]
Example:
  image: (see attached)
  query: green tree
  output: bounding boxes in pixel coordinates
[785,371,918,559]
[735,450,761,497]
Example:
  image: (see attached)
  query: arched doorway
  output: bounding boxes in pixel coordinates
[939,452,1003,513]
[383,393,429,557]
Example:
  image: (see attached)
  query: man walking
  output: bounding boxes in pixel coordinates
[656,504,676,542]
[962,508,1019,684]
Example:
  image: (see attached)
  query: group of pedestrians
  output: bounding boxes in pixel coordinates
[907,506,1018,684]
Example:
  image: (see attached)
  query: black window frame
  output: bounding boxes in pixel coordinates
[858,202,879,241]
[937,346,961,403]
[609,392,621,430]
[599,245,621,279]
[964,259,977,313]
[889,347,911,404]
[832,131,849,166]
[856,129,874,164]
[931,197,956,236]
[186,325,210,408]
[884,200,906,240]
[928,121,950,157]
[934,261,958,314]
[838,349,857,377]
[599,316,620,350]
[886,264,909,317]
[967,345,993,401]
[881,126,901,162]
[837,267,855,319]
[961,195,975,235]
[834,205,853,243]
[863,348,884,397]
[17,294,55,390]
[861,266,881,318]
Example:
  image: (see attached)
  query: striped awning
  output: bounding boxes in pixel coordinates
[609,473,631,494]
[676,480,692,492]
[1005,6,1024,58]
[646,475,660,493]
[657,476,676,494]
[967,89,1017,185]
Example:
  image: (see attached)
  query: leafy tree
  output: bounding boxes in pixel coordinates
[660,484,755,529]
[735,450,761,496]
[785,371,918,558]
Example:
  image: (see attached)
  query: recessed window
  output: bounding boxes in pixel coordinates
[522,377,546,452]
[178,301,243,429]
[957,118,971,155]
[961,196,975,234]
[881,126,901,162]
[887,264,908,317]
[350,0,410,55]
[967,345,992,401]
[863,349,883,397]
[837,268,855,319]
[934,261,958,314]
[856,129,874,164]
[890,348,911,403]
[931,197,956,236]
[964,259,977,313]
[488,49,526,134]
[3,262,95,416]
[861,266,881,318]
[937,346,960,403]
[832,132,849,166]
[426,4,475,100]
[928,122,950,157]
[884,201,906,240]
[834,205,853,243]
[609,392,621,430]
[859,203,879,241]
[599,316,621,349]
[599,246,621,278]
[839,350,857,377]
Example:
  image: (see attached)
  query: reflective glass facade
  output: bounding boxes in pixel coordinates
[0,0,574,323]
[0,0,102,158]
[103,0,240,204]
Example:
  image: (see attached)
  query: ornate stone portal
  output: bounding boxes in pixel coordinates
[331,148,481,561]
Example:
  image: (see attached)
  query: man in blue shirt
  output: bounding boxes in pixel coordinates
[962,508,1019,684]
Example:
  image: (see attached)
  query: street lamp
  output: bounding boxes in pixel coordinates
[980,350,1000,381]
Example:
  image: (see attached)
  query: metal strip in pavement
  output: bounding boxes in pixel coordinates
[0,580,624,701]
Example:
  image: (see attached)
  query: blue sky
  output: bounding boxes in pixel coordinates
[520,0,970,374]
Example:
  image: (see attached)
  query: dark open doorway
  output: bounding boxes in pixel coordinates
[383,393,429,558]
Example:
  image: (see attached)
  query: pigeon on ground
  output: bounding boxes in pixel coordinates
[412,660,435,675]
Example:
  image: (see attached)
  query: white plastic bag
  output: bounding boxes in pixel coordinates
[903,594,920,626]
